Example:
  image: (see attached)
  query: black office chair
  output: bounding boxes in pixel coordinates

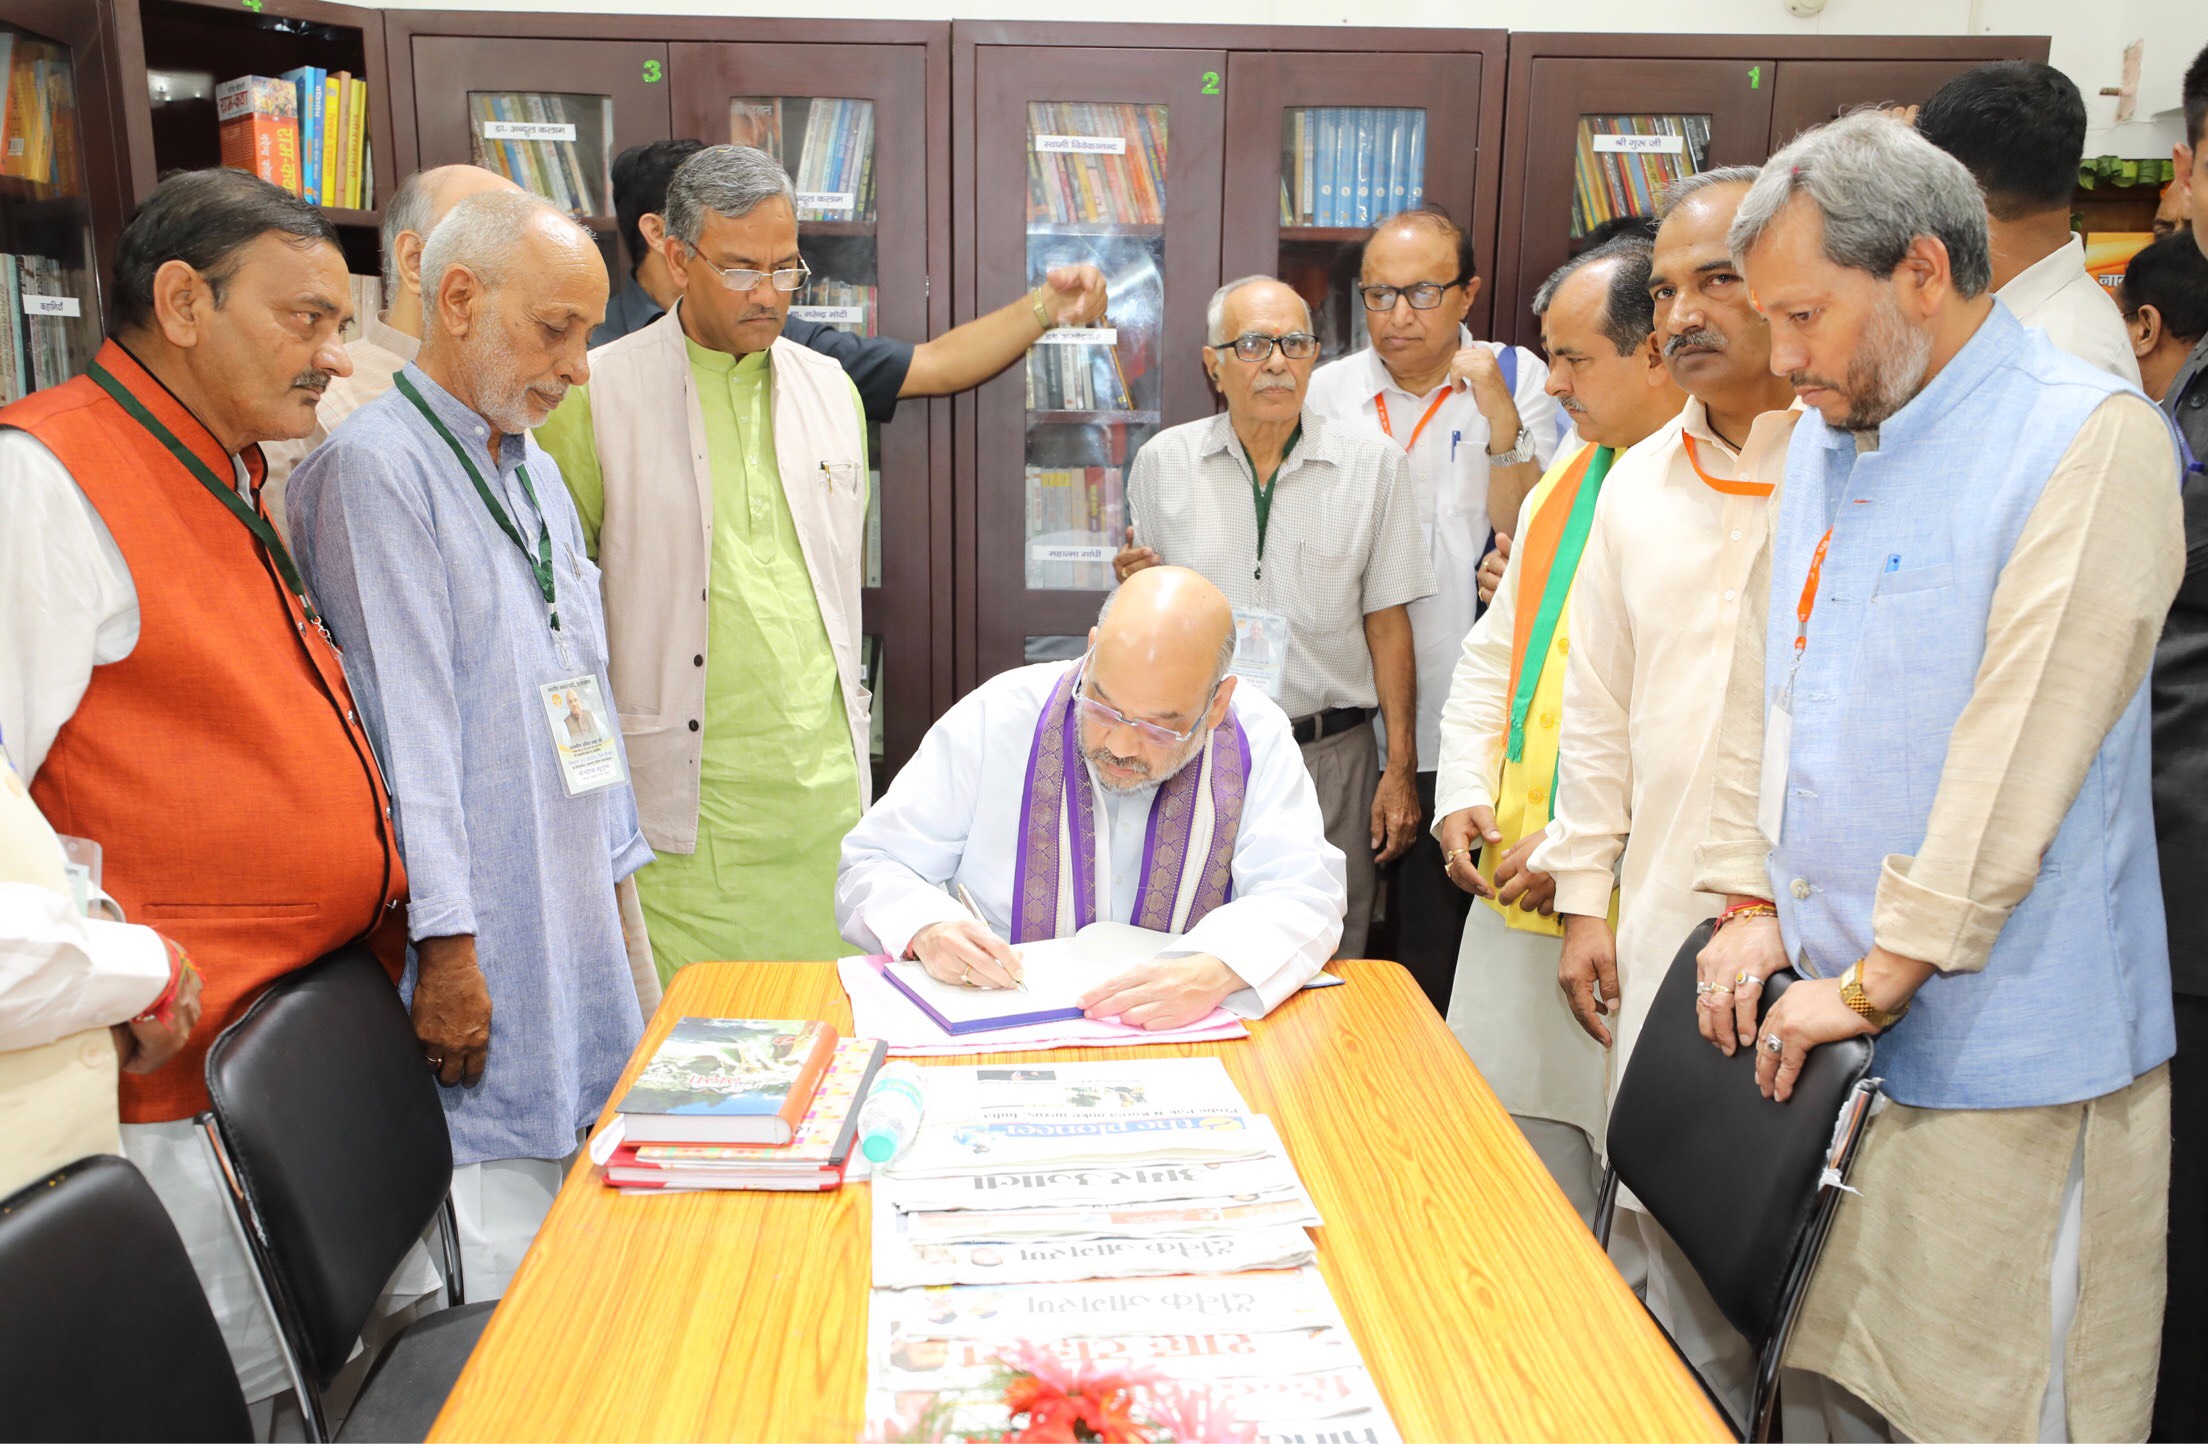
[199,946,494,1443]
[0,1153,254,1442]
[1596,920,1881,1442]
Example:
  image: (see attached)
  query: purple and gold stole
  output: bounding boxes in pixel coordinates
[1009,663,1252,943]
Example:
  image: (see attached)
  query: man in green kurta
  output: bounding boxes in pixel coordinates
[536,146,873,978]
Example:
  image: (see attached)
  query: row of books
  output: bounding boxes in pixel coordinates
[1571,114,1711,238]
[606,1019,886,1191]
[788,277,878,337]
[1024,338,1136,412]
[730,97,877,223]
[469,93,602,218]
[1025,465,1126,591]
[0,33,79,195]
[863,1060,1401,1443]
[1280,106,1427,228]
[1026,102,1168,227]
[215,72,372,210]
[0,253,81,403]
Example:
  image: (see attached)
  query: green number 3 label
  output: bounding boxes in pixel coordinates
[1200,70,1221,96]
[643,59,663,84]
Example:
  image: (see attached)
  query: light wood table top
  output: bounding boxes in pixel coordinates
[430,959,1727,1443]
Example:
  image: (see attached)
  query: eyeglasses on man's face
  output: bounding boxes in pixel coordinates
[1075,657,1218,748]
[1358,280,1465,312]
[689,247,811,294]
[1214,330,1321,363]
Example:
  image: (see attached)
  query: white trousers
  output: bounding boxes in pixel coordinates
[1611,1208,1759,1430]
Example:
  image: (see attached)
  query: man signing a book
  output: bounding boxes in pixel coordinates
[835,567,1346,1029]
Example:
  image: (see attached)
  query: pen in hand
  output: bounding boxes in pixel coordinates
[955,882,1026,991]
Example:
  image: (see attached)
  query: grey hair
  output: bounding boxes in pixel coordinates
[1531,235,1656,356]
[1095,589,1240,689]
[664,145,795,247]
[1658,165,1762,218]
[1205,274,1312,346]
[380,169,436,305]
[418,190,570,326]
[1728,111,1992,298]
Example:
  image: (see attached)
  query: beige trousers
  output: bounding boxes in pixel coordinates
[1298,724,1378,957]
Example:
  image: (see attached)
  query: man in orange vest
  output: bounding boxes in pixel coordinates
[0,168,410,1415]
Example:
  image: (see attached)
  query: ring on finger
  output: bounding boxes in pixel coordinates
[960,963,974,987]
[1763,1033,1784,1055]
[1735,971,1764,989]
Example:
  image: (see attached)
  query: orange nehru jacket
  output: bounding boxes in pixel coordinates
[8,341,407,1122]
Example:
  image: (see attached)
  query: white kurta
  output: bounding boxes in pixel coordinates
[1306,327,1563,770]
[1529,398,1796,1099]
[1996,238,2143,388]
[836,662,1344,1014]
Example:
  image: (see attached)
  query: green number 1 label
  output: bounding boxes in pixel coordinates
[1200,70,1221,96]
[1749,64,1762,90]
[643,59,663,84]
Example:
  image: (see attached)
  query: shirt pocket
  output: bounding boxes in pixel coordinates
[1283,538,1364,633]
[1862,564,1968,815]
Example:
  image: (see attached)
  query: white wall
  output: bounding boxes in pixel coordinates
[371,0,2202,157]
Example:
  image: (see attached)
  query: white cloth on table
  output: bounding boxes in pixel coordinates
[835,661,1344,1016]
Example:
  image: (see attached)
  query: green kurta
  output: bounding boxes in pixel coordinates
[539,341,865,978]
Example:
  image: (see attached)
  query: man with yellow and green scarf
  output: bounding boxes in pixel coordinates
[1430,235,1684,1218]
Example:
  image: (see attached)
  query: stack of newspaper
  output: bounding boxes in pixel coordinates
[864,1059,1399,1443]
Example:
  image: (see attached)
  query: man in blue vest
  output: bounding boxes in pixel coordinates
[1695,112,2182,1441]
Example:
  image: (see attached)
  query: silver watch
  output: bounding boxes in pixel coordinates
[1488,424,1536,467]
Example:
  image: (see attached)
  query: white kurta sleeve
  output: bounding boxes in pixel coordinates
[1530,486,1636,920]
[0,884,170,1050]
[1432,486,1536,825]
[0,430,139,781]
[835,687,990,960]
[1179,693,1346,1016]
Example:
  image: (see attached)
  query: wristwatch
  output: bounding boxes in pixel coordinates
[1488,423,1536,467]
[1839,958,1909,1030]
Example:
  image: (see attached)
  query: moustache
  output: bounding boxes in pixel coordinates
[1559,395,1588,415]
[1788,372,1842,392]
[291,371,334,394]
[1250,378,1299,394]
[736,308,780,324]
[1664,328,1727,358]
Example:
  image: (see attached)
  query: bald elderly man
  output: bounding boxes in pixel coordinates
[837,566,1346,1029]
[261,163,522,537]
[290,190,652,1297]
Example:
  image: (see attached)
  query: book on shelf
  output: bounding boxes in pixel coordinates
[788,278,878,337]
[1027,101,1167,227]
[1572,114,1710,237]
[216,76,302,197]
[791,98,875,222]
[470,92,594,218]
[214,72,367,211]
[0,252,85,403]
[605,1036,886,1192]
[0,35,81,196]
[614,1018,840,1145]
[1024,466,1125,590]
[1281,106,1425,228]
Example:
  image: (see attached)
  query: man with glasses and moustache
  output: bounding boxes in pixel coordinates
[1303,208,1560,1010]
[1115,277,1433,957]
[536,145,872,977]
[837,565,1344,1028]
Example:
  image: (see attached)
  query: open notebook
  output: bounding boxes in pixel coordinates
[881,922,1187,1035]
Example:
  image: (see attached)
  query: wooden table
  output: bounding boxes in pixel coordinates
[430,960,1727,1443]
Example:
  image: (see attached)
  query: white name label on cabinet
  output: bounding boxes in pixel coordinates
[22,295,80,318]
[1035,327,1118,346]
[1032,543,1116,563]
[480,121,577,142]
[796,191,856,213]
[1035,134,1127,156]
[789,305,867,324]
[1591,133,1685,154]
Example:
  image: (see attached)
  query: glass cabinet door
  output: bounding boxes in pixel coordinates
[0,15,102,400]
[466,91,615,219]
[965,47,1225,684]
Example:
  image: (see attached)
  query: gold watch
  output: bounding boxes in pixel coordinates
[1030,287,1053,330]
[1839,958,1908,1030]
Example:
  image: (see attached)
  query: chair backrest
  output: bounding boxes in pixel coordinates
[203,946,454,1390]
[0,1154,253,1442]
[1606,921,1875,1347]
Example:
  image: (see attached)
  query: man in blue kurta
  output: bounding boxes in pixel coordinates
[290,190,652,1298]
[1695,114,2181,1440]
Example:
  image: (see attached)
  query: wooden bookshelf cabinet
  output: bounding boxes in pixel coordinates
[1491,34,2051,348]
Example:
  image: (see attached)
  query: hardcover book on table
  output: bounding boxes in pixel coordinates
[615,1018,840,1145]
[606,1036,887,1190]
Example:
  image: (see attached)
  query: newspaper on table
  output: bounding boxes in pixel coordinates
[873,1207,1319,1287]
[880,1147,1310,1213]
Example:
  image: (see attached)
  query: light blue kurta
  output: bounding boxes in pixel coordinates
[288,364,653,1165]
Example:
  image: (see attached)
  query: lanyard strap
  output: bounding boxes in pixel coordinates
[1795,526,1834,658]
[1507,445,1613,762]
[1374,389,1451,457]
[394,371,560,632]
[1243,423,1302,576]
[85,359,323,626]
[1680,432,1776,497]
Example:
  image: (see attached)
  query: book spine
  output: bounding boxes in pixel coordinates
[349,77,368,208]
[1314,109,1337,227]
[1405,111,1426,209]
[777,1024,841,1140]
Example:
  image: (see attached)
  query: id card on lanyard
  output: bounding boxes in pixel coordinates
[395,371,625,797]
[1762,525,1832,844]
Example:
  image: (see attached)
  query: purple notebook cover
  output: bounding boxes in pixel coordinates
[879,963,1088,1036]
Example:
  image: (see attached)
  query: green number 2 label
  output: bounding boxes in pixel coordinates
[1200,70,1221,96]
[643,59,663,84]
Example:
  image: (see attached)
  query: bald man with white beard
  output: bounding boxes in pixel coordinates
[260,163,522,538]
